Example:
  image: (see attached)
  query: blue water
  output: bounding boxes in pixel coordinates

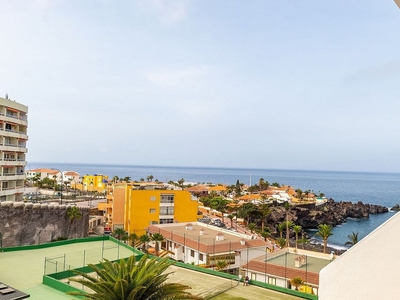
[28,162,400,248]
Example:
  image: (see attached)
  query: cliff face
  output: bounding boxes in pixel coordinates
[0,202,89,248]
[267,199,389,230]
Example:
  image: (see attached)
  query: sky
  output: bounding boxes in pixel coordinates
[1,1,400,172]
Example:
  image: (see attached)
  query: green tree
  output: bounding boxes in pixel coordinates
[67,254,202,300]
[248,223,257,234]
[140,234,151,252]
[315,224,333,254]
[215,260,228,271]
[227,214,234,228]
[129,233,139,248]
[292,225,302,251]
[284,202,291,247]
[344,232,359,247]
[276,237,286,248]
[261,228,271,241]
[259,203,271,233]
[151,233,165,256]
[277,222,286,239]
[178,178,185,188]
[66,206,82,236]
[113,228,126,240]
[290,276,304,291]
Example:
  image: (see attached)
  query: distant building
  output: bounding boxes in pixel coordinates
[82,174,109,193]
[0,97,28,201]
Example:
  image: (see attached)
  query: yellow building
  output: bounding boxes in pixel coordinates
[124,190,200,236]
[105,183,200,236]
[82,174,109,193]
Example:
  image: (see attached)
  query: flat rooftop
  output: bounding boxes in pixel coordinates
[0,239,303,300]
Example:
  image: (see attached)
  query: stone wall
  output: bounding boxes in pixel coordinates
[0,201,89,248]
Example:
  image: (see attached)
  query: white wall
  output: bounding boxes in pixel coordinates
[319,212,400,300]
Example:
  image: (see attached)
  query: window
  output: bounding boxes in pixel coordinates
[199,253,204,261]
[159,219,174,224]
[150,221,158,225]
[150,208,156,213]
[160,206,174,215]
[268,277,276,285]
[150,196,156,201]
[160,194,174,203]
[190,250,195,257]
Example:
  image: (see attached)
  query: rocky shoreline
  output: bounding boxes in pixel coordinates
[267,198,389,230]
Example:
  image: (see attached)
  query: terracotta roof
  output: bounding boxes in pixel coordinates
[64,171,79,176]
[186,185,210,192]
[209,185,227,191]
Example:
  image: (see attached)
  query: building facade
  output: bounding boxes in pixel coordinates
[125,190,200,236]
[106,184,200,236]
[0,97,28,201]
[82,174,108,193]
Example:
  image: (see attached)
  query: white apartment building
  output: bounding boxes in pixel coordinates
[0,96,28,201]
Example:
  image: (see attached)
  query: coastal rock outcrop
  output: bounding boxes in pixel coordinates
[267,199,388,230]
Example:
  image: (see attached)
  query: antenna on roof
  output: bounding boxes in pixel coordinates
[5,93,8,99]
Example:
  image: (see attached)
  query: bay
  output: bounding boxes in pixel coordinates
[28,162,400,249]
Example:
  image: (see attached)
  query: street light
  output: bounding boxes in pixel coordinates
[51,168,64,205]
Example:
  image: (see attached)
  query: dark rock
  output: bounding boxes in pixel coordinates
[391,204,400,211]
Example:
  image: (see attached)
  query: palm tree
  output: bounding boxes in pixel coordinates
[261,228,271,241]
[67,254,202,300]
[113,228,126,240]
[284,201,291,247]
[129,233,139,248]
[290,276,304,291]
[259,203,271,233]
[315,224,333,254]
[277,222,286,239]
[151,233,164,256]
[66,206,82,237]
[345,232,359,247]
[248,223,257,234]
[140,234,151,252]
[215,260,228,271]
[292,225,302,251]
[112,176,119,183]
[276,237,286,248]
[178,178,185,188]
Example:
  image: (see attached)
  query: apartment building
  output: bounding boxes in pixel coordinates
[82,174,109,193]
[105,183,200,236]
[0,96,28,201]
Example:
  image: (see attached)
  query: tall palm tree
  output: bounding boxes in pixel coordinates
[151,233,165,256]
[227,214,234,228]
[259,203,271,233]
[113,228,126,240]
[315,224,333,254]
[284,201,291,247]
[345,232,359,247]
[140,234,151,252]
[67,254,202,300]
[129,233,139,248]
[277,222,286,239]
[215,260,228,271]
[292,225,302,251]
[66,206,82,237]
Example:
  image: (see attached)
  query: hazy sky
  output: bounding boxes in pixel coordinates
[1,1,399,172]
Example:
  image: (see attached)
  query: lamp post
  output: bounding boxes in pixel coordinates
[51,168,64,205]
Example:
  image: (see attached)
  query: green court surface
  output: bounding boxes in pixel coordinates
[0,239,303,300]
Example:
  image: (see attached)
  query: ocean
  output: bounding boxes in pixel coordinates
[28,162,400,249]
